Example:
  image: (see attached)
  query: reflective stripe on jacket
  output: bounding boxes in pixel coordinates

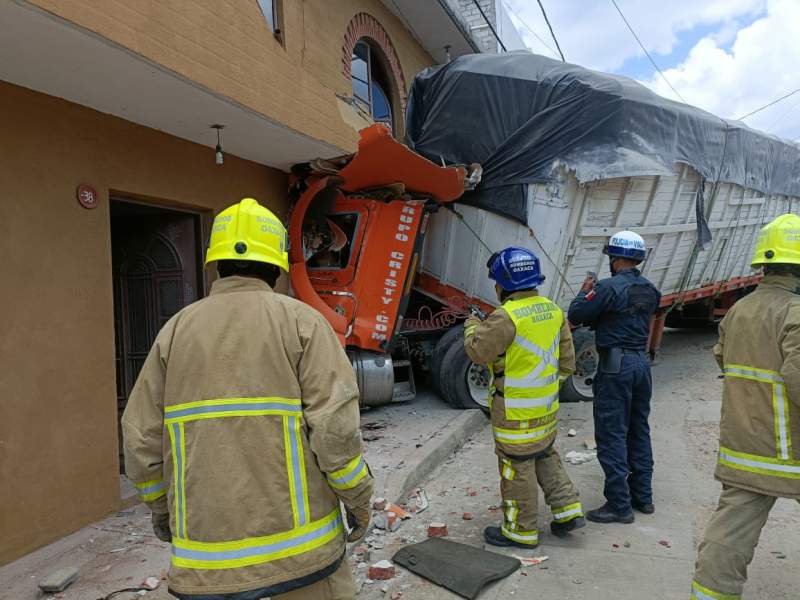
[713,274,800,498]
[122,276,373,595]
[502,296,563,421]
[464,290,575,456]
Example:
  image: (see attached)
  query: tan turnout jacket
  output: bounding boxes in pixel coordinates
[713,273,800,499]
[122,276,373,595]
[464,290,576,456]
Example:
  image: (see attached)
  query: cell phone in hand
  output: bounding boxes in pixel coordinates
[586,270,597,282]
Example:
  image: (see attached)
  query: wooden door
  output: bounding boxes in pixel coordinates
[112,205,200,471]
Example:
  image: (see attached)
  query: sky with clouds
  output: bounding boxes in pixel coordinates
[502,0,800,140]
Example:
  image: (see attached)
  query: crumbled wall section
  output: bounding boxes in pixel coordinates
[455,0,498,53]
[342,12,408,111]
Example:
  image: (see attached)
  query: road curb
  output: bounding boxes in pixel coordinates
[385,409,488,504]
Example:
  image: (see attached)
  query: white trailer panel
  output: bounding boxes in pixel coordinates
[422,164,800,309]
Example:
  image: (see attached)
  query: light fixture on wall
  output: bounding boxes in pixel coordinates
[444,45,452,62]
[211,124,225,165]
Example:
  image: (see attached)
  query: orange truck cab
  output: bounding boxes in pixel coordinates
[289,125,487,409]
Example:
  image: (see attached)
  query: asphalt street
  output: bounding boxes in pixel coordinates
[358,328,799,600]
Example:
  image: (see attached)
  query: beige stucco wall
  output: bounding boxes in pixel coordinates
[0,81,289,565]
[1,0,435,565]
[28,0,435,151]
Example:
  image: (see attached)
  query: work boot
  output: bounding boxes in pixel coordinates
[632,500,655,515]
[483,526,538,549]
[550,516,586,538]
[586,503,635,524]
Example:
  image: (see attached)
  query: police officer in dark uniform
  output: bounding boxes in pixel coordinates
[568,230,661,524]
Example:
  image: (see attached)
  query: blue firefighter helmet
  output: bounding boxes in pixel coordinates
[487,247,545,291]
[603,230,647,261]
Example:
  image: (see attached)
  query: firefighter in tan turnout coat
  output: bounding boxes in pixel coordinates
[122,198,372,600]
[691,214,800,600]
[464,247,584,549]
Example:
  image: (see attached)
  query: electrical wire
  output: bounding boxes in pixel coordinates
[536,0,565,61]
[472,0,507,52]
[446,205,494,254]
[608,0,687,104]
[529,228,578,296]
[765,95,800,133]
[445,205,578,297]
[736,87,800,121]
[501,0,560,59]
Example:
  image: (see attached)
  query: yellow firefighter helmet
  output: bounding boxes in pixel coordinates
[751,213,800,268]
[205,198,289,271]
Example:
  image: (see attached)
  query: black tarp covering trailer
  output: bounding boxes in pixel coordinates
[406,52,800,226]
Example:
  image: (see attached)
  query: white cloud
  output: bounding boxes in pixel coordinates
[644,0,800,138]
[504,0,765,71]
[503,0,800,139]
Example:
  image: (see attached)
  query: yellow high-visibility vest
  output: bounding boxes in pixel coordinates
[502,296,563,421]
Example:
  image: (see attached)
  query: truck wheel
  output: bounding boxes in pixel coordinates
[429,325,465,394]
[664,312,714,328]
[440,340,491,412]
[560,328,597,403]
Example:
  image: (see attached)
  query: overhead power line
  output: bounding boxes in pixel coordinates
[765,95,800,133]
[736,87,800,121]
[472,0,507,52]
[609,0,687,104]
[501,0,560,59]
[536,0,565,62]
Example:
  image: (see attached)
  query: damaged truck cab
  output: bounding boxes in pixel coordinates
[289,125,486,409]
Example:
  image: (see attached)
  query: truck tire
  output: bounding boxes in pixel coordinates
[439,340,491,412]
[560,327,597,403]
[429,325,465,394]
[664,309,714,328]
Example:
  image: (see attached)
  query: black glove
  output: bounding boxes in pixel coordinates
[345,503,371,543]
[151,512,172,543]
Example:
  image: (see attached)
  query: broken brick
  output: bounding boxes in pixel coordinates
[428,523,448,537]
[462,512,473,520]
[368,560,396,580]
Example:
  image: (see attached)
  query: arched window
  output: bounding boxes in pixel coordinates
[351,40,394,132]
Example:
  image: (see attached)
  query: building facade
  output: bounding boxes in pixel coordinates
[453,0,527,53]
[0,0,517,565]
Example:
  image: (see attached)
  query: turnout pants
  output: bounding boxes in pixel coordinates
[691,485,798,599]
[497,444,582,545]
[274,560,356,600]
[170,558,356,600]
[593,350,654,513]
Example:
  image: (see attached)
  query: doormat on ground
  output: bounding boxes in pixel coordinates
[392,537,520,599]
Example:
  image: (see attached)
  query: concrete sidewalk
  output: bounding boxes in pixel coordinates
[0,388,483,600]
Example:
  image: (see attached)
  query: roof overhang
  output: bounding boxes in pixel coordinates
[380,0,480,64]
[0,1,345,171]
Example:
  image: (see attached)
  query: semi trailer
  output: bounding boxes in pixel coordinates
[288,53,800,410]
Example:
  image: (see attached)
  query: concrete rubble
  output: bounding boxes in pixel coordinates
[38,567,79,593]
[564,449,597,465]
